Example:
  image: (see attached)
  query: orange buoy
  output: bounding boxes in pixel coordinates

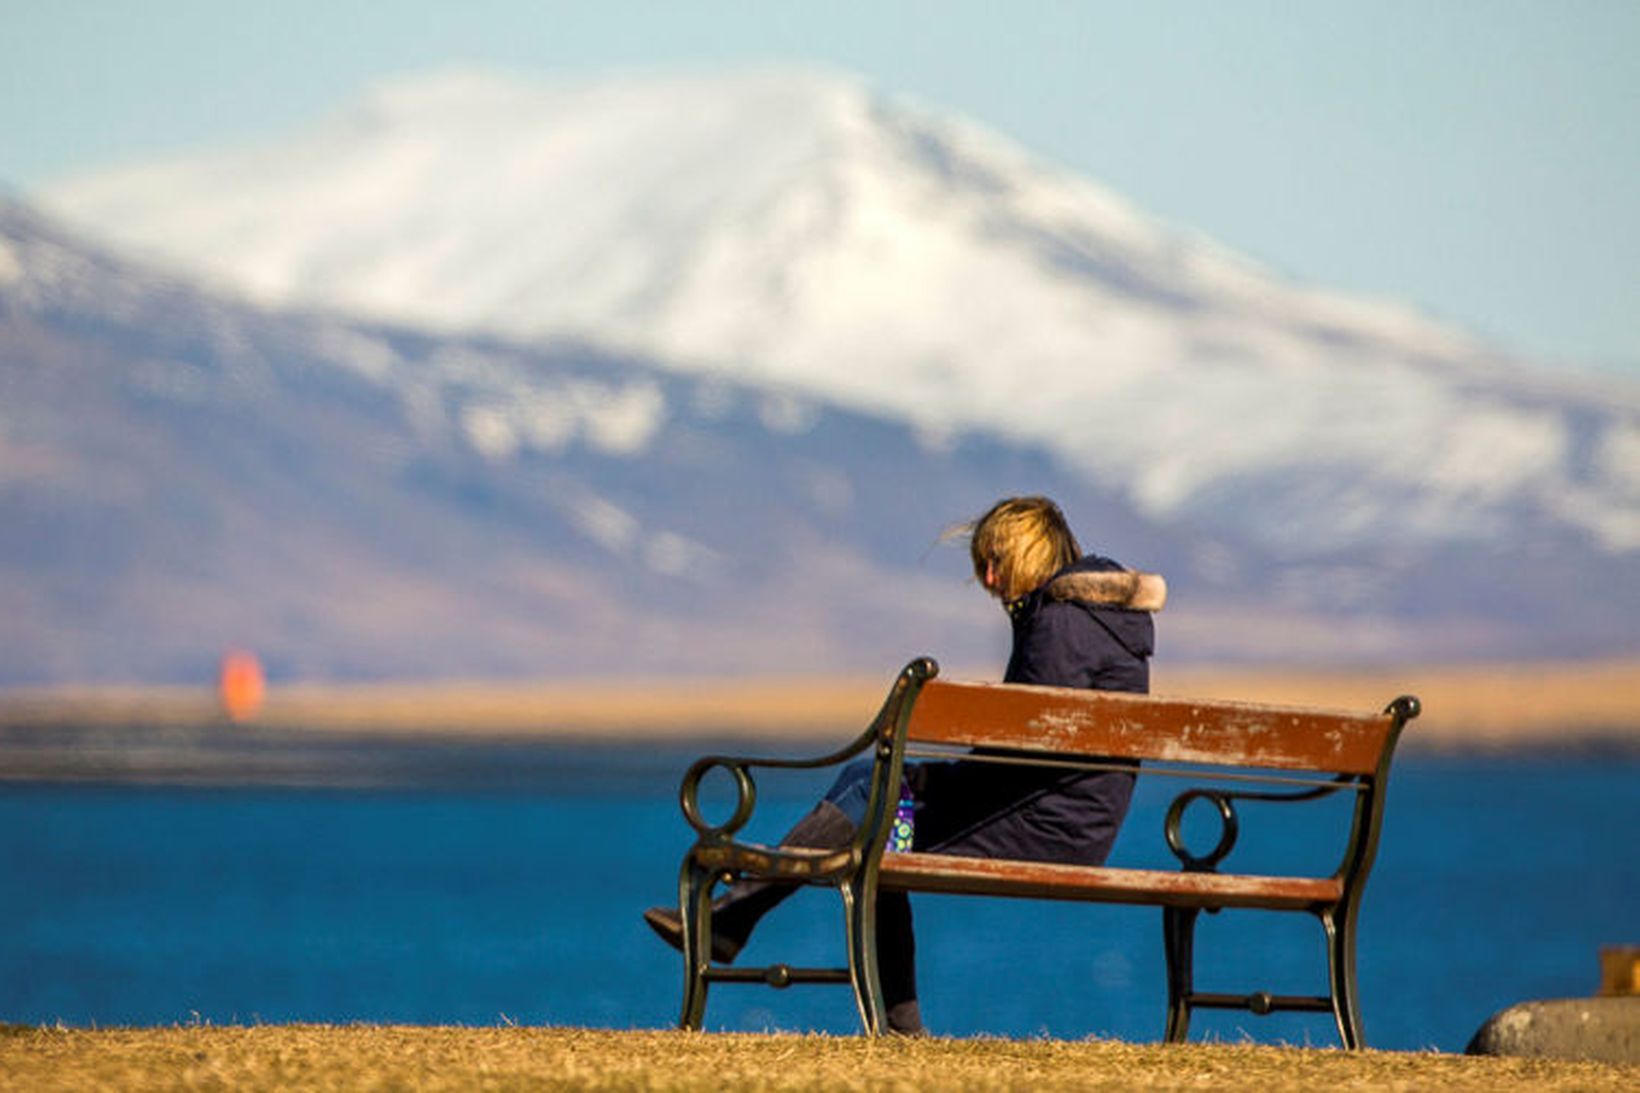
[219,650,266,722]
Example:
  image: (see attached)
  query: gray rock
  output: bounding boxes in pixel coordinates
[1467,997,1640,1064]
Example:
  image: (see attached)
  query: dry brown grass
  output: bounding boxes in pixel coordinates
[1,1025,1633,1092]
[1156,658,1640,750]
[3,659,1636,751]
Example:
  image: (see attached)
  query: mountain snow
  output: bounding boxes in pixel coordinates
[6,184,1638,680]
[38,66,1640,555]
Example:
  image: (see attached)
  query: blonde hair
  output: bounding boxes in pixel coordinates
[965,496,1081,601]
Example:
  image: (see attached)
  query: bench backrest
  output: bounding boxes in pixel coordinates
[849,659,1417,895]
[905,678,1404,776]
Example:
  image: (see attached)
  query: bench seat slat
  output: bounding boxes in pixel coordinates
[879,851,1343,911]
[909,679,1393,775]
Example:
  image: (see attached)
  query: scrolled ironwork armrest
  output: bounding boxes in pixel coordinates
[680,757,760,839]
[1164,776,1353,872]
[1164,789,1239,872]
[674,657,937,848]
[676,728,881,841]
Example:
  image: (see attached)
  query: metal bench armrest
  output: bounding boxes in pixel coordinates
[677,730,879,841]
[677,657,939,844]
[1163,695,1420,875]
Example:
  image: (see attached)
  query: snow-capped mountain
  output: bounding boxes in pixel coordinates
[11,68,1640,681]
[5,197,1232,684]
[40,66,1640,566]
[3,192,1635,684]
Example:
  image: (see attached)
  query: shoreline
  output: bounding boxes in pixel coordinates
[1,658,1636,752]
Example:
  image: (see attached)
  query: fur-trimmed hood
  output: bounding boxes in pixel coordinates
[1003,553,1160,688]
[1043,568,1167,612]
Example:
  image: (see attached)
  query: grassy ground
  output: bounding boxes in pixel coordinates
[1,1026,1634,1092]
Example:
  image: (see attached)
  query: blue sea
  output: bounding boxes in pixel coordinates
[1,742,1634,1052]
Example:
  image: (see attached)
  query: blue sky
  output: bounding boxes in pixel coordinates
[3,0,1635,374]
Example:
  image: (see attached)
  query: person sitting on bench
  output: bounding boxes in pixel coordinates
[644,495,1167,1035]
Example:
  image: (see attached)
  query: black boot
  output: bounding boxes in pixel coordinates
[886,1001,926,1036]
[644,799,857,963]
[876,890,926,1036]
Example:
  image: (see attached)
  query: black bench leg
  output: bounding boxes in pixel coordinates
[1321,907,1365,1049]
[842,880,886,1035]
[1162,906,1199,1043]
[677,859,715,1030]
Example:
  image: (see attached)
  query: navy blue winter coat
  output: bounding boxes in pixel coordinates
[911,554,1162,866]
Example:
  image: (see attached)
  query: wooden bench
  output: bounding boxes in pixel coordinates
[665,657,1420,1046]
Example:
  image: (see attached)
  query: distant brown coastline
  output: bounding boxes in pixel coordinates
[2,658,1635,752]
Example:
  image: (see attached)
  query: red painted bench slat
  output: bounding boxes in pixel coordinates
[908,678,1395,775]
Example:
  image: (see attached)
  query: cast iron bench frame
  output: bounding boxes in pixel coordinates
[666,657,1420,1046]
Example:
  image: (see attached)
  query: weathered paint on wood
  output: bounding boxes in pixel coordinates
[665,658,1417,1043]
[907,679,1394,775]
[879,851,1344,911]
